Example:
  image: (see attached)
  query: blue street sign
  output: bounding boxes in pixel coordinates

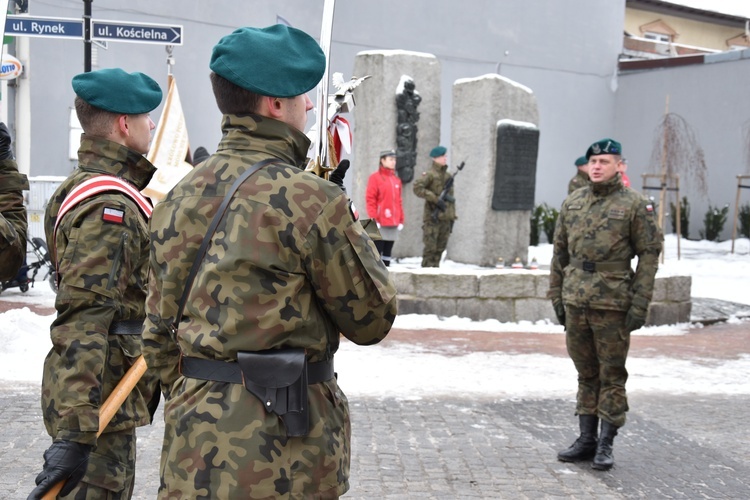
[92,19,183,45]
[5,15,83,40]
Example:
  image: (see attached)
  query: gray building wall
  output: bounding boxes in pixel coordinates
[24,2,747,242]
[7,0,623,227]
[614,54,750,239]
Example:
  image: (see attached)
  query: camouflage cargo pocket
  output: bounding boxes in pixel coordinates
[0,215,18,245]
[79,448,134,494]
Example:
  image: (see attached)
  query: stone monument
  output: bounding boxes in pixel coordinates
[352,50,440,258]
[447,74,540,267]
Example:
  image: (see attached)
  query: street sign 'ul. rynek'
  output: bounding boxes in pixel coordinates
[4,15,183,45]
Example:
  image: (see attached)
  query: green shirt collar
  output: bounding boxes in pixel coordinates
[217,114,311,168]
[77,134,157,190]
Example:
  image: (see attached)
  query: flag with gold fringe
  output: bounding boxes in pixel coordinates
[142,74,193,203]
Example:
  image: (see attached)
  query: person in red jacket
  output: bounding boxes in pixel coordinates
[366,149,404,266]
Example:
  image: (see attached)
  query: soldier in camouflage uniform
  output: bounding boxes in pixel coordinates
[548,138,663,471]
[567,155,589,194]
[141,25,397,499]
[413,145,457,267]
[29,69,162,500]
[0,122,29,282]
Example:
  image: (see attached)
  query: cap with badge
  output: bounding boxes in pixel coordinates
[379,149,396,158]
[586,138,622,159]
[575,156,588,167]
[210,24,326,98]
[430,146,447,158]
[72,68,162,114]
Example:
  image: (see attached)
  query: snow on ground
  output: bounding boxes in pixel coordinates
[1,235,748,398]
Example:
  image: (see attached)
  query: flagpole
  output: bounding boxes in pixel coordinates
[310,0,336,178]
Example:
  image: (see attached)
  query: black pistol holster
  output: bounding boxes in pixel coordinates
[237,349,309,437]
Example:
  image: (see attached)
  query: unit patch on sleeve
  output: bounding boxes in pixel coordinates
[102,207,125,224]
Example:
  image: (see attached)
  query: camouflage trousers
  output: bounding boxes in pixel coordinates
[421,220,452,267]
[61,429,137,500]
[565,306,630,427]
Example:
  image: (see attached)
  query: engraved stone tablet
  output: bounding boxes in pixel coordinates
[492,121,539,211]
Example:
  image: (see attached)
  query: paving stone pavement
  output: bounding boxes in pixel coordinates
[3,380,749,499]
[2,297,748,498]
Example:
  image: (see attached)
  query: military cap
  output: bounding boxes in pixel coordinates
[586,138,622,159]
[430,145,447,158]
[380,149,396,158]
[575,156,588,167]
[210,24,325,98]
[72,68,162,114]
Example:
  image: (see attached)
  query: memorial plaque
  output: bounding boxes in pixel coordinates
[491,122,539,211]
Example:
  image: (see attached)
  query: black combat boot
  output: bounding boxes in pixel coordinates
[557,415,599,462]
[592,420,619,470]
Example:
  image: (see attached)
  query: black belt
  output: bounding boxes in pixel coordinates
[180,355,335,385]
[109,320,144,335]
[569,258,631,272]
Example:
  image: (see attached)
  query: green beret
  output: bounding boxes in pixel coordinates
[210,25,325,98]
[575,156,588,167]
[72,68,162,114]
[430,146,447,158]
[586,138,622,159]
[380,149,396,158]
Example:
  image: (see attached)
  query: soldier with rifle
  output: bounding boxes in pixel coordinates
[413,145,461,267]
[29,68,162,499]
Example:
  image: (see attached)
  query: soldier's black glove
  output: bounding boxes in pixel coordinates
[443,194,455,203]
[0,122,14,161]
[553,301,566,328]
[329,160,350,194]
[435,199,447,212]
[28,440,92,499]
[625,305,647,332]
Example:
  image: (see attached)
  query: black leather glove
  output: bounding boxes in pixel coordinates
[625,305,647,332]
[435,199,447,212]
[329,160,350,193]
[0,122,13,161]
[553,301,566,328]
[28,440,92,499]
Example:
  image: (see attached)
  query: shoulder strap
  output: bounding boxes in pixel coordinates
[170,159,278,333]
[52,175,154,271]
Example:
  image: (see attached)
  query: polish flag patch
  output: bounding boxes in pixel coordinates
[102,207,125,224]
[646,204,654,212]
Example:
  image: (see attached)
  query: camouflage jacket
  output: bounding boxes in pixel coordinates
[42,135,157,445]
[142,114,397,498]
[0,159,29,281]
[413,161,457,222]
[567,169,589,195]
[548,173,663,312]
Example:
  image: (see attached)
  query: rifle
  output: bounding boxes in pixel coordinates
[41,357,148,499]
[432,161,465,222]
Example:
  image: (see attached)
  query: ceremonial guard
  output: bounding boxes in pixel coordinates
[30,69,162,499]
[142,25,397,498]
